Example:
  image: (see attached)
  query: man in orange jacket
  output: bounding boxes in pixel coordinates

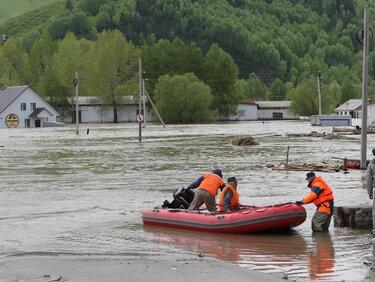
[188,169,225,212]
[295,171,334,232]
[219,177,240,212]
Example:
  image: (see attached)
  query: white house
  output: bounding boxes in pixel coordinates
[335,99,362,118]
[68,96,151,123]
[256,101,299,120]
[0,86,60,128]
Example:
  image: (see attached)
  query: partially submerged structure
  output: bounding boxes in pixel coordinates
[68,96,151,123]
[228,99,299,121]
[0,86,60,128]
[311,115,352,126]
[334,99,362,118]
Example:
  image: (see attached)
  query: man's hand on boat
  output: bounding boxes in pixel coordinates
[295,200,304,205]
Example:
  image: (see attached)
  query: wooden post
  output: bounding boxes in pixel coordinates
[286,146,290,169]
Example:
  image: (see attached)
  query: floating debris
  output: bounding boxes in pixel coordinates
[232,136,258,146]
[287,131,356,139]
[268,161,342,172]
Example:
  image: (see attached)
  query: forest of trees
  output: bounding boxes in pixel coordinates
[0,0,375,122]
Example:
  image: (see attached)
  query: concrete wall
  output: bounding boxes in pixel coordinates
[227,104,257,121]
[78,105,152,123]
[0,88,59,128]
[257,109,298,120]
[334,206,372,229]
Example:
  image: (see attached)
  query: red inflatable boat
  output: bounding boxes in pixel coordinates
[142,202,306,233]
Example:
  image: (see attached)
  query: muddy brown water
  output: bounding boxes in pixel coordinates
[0,121,374,281]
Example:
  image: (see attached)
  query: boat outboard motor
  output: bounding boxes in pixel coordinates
[162,187,195,209]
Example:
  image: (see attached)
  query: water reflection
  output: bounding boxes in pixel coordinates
[308,233,334,280]
[144,226,310,277]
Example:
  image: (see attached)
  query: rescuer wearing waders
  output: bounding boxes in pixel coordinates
[187,169,225,212]
[366,148,375,235]
[295,171,334,232]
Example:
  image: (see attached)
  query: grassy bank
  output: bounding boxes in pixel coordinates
[0,0,58,23]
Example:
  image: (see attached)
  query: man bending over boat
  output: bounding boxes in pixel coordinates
[219,176,240,212]
[295,171,334,232]
[187,169,225,212]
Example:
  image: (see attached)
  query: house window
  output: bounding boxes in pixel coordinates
[20,103,26,111]
[31,103,36,111]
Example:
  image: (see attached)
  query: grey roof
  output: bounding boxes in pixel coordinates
[0,86,29,113]
[255,101,291,109]
[335,99,362,111]
[29,107,51,118]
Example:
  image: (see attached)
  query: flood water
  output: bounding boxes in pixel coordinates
[0,121,374,281]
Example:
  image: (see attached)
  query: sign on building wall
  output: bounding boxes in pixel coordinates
[5,113,19,128]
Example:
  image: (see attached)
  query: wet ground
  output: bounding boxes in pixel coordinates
[0,121,374,281]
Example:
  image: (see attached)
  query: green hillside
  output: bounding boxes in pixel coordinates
[1,0,375,121]
[0,0,58,23]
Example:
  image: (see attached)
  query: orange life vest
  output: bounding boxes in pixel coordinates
[303,176,334,215]
[199,172,224,196]
[219,183,240,211]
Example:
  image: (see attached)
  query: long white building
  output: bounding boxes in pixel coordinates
[67,96,150,123]
[228,99,299,121]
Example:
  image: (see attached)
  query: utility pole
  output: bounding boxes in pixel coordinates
[138,58,143,143]
[317,71,322,115]
[142,79,146,128]
[361,7,369,169]
[74,72,79,135]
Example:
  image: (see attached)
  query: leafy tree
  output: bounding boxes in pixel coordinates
[246,73,269,100]
[202,43,240,117]
[65,0,73,12]
[340,80,359,104]
[324,43,352,67]
[70,12,97,40]
[78,0,103,16]
[89,30,139,123]
[50,33,94,116]
[287,76,333,116]
[269,78,287,100]
[0,40,24,86]
[143,38,204,91]
[154,73,215,123]
[327,80,342,107]
[47,15,73,40]
[28,32,57,95]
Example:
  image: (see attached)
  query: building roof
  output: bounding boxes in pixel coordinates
[255,100,291,109]
[239,99,292,109]
[335,99,362,111]
[29,107,53,118]
[240,98,257,105]
[0,86,29,113]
